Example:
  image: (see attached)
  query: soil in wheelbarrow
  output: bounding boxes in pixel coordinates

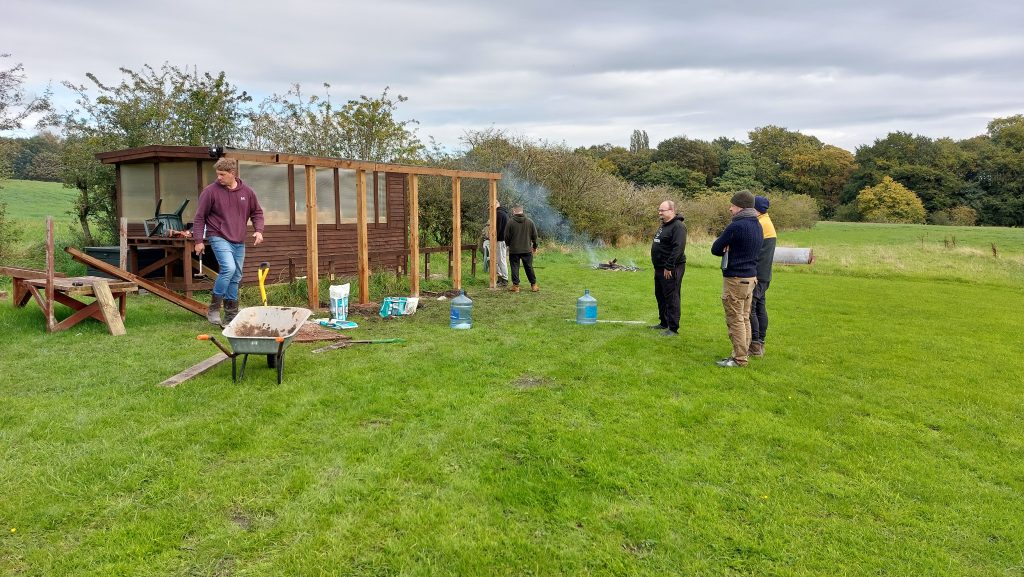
[231,320,303,338]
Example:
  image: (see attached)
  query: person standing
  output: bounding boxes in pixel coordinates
[710,190,762,367]
[503,205,539,293]
[193,158,265,325]
[749,196,777,357]
[494,202,510,286]
[649,200,687,336]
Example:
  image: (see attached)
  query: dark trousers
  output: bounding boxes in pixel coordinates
[653,263,685,332]
[749,279,770,343]
[509,252,536,286]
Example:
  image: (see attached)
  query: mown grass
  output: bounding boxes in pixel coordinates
[2,204,1024,575]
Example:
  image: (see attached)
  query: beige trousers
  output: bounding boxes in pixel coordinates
[722,277,757,365]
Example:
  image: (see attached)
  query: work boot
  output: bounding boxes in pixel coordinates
[223,299,239,325]
[749,341,764,357]
[207,295,223,325]
[509,285,520,293]
[531,284,540,292]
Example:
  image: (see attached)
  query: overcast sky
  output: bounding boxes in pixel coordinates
[4,0,1024,153]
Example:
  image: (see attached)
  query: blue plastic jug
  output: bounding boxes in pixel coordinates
[576,289,597,325]
[450,290,473,329]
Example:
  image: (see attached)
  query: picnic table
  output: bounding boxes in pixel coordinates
[1,266,138,335]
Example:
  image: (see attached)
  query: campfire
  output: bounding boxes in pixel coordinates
[593,259,640,272]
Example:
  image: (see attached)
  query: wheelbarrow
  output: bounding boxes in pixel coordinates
[198,306,312,384]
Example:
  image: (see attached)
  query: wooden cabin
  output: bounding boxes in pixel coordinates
[96,145,503,307]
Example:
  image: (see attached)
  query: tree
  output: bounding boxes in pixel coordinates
[856,176,926,223]
[629,129,649,153]
[715,145,761,191]
[248,85,423,162]
[60,63,252,242]
[651,136,720,186]
[1,54,53,132]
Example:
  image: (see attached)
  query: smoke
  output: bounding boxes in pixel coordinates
[500,171,605,263]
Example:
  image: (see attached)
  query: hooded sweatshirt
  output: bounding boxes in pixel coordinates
[504,213,538,254]
[711,208,763,278]
[193,178,264,244]
[650,214,687,269]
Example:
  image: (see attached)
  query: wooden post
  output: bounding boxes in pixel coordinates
[356,169,370,304]
[305,165,320,309]
[45,216,55,332]
[119,217,128,270]
[408,174,420,297]
[488,180,498,288]
[451,177,461,290]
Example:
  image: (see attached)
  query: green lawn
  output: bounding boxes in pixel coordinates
[1,222,1023,576]
[0,179,77,221]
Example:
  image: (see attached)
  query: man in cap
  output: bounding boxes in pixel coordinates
[710,190,763,367]
[749,196,777,357]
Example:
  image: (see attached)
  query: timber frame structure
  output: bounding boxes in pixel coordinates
[96,146,503,308]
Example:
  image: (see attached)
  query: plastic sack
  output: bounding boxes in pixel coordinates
[379,297,419,318]
[329,283,350,321]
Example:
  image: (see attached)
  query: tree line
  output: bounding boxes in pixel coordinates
[2,58,1022,250]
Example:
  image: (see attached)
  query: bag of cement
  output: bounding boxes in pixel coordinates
[379,296,419,318]
[329,283,350,321]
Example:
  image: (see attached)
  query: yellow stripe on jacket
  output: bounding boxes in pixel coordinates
[758,213,777,239]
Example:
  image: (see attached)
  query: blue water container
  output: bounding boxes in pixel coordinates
[576,289,597,325]
[450,290,473,329]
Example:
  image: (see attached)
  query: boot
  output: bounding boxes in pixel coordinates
[749,341,764,357]
[207,295,223,325]
[509,285,520,293]
[531,284,540,292]
[223,299,239,325]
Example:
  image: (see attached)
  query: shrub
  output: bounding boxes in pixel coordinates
[949,205,978,226]
[767,193,819,230]
[678,192,733,238]
[928,210,951,226]
[857,176,926,224]
[832,202,862,222]
[0,202,24,263]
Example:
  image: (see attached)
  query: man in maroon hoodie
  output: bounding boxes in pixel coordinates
[193,158,265,325]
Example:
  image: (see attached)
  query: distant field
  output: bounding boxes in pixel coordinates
[0,179,78,221]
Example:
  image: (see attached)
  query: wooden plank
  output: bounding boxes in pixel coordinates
[356,169,369,305]
[92,280,126,336]
[65,247,209,317]
[305,165,320,309]
[45,217,55,332]
[158,353,229,387]
[452,177,461,290]
[408,174,420,297]
[489,180,498,288]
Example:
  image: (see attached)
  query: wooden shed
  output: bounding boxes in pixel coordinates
[96,145,503,308]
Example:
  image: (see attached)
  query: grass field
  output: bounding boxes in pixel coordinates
[2,187,1024,575]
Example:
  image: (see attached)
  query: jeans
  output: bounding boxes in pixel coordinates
[722,276,756,365]
[749,280,770,343]
[208,236,245,300]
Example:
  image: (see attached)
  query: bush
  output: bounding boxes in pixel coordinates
[857,176,926,224]
[678,192,733,238]
[928,210,951,226]
[767,193,819,230]
[0,201,25,263]
[832,202,862,222]
[949,205,978,226]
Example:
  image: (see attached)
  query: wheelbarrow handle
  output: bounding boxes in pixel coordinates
[197,334,233,357]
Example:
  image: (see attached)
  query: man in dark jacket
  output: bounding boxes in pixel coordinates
[710,190,763,367]
[503,205,539,293]
[650,200,687,336]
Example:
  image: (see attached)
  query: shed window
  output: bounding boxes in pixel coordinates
[293,167,336,225]
[239,162,289,225]
[121,163,157,221]
[159,162,200,223]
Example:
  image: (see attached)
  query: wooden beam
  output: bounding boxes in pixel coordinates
[92,280,126,336]
[45,216,55,332]
[489,180,498,288]
[305,165,320,309]
[65,247,208,317]
[408,174,420,297]
[452,177,462,290]
[356,169,370,304]
[119,217,128,270]
[158,353,229,387]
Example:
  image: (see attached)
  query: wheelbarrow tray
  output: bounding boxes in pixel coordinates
[222,306,312,354]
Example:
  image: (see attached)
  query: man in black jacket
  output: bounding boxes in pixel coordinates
[710,190,763,367]
[650,200,687,336]
[495,202,510,286]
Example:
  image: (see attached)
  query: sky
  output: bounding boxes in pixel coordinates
[4,0,1024,153]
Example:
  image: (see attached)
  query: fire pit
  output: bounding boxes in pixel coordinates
[593,259,640,272]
